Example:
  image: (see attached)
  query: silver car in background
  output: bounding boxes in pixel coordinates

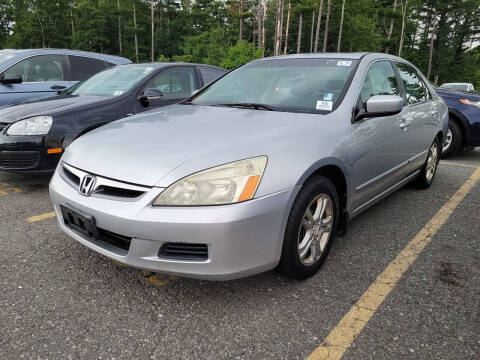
[49,53,448,280]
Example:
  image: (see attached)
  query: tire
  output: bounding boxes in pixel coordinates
[442,120,463,157]
[414,138,440,189]
[278,176,339,280]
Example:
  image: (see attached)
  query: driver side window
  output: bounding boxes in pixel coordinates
[360,61,400,103]
[3,55,65,82]
[146,67,195,100]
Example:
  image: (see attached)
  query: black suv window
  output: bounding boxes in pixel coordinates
[396,62,430,105]
[199,66,226,85]
[3,55,65,82]
[68,56,108,81]
[360,61,400,103]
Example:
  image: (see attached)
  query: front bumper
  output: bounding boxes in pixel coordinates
[0,133,62,172]
[49,167,296,280]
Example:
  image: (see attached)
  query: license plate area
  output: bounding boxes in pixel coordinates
[60,204,99,239]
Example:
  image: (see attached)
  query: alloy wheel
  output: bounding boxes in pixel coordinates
[297,194,333,266]
[426,142,439,182]
[442,128,453,153]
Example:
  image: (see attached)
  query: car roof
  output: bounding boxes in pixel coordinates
[254,52,412,63]
[117,62,226,70]
[0,48,131,65]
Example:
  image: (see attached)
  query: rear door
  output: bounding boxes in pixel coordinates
[395,62,436,171]
[0,54,70,106]
[351,60,409,212]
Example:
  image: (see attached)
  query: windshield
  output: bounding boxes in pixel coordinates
[0,52,16,65]
[192,58,358,113]
[69,65,156,96]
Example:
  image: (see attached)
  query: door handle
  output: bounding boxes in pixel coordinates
[51,85,66,90]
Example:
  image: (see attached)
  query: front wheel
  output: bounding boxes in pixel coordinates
[414,138,440,189]
[278,176,339,280]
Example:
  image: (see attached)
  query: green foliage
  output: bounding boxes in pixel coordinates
[156,54,170,62]
[220,40,262,69]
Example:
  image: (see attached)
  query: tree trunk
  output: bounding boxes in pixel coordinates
[313,0,324,52]
[274,0,283,55]
[427,13,436,80]
[297,12,303,54]
[310,10,315,53]
[70,2,75,48]
[117,0,122,54]
[151,1,155,61]
[322,0,331,52]
[261,1,267,56]
[257,1,262,48]
[283,2,291,54]
[133,1,139,62]
[239,0,244,40]
[337,0,345,52]
[398,0,408,57]
[385,0,397,54]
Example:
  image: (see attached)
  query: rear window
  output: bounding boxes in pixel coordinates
[69,56,108,81]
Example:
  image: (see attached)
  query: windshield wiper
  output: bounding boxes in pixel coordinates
[217,103,278,111]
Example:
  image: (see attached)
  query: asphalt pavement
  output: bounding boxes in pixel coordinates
[1,149,479,360]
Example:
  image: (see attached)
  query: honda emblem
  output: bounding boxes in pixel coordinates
[79,175,96,196]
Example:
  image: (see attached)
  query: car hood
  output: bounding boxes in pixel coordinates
[0,95,111,124]
[63,104,334,187]
[435,88,480,100]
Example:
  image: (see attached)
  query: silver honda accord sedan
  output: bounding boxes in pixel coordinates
[49,53,448,280]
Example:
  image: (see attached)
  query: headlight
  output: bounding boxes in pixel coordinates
[153,156,267,206]
[7,116,53,135]
[460,99,480,109]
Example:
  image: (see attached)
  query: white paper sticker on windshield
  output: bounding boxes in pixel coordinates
[113,90,124,96]
[337,60,352,67]
[323,93,333,101]
[316,100,333,111]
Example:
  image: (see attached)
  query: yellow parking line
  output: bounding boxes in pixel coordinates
[440,161,479,169]
[308,167,480,360]
[27,211,56,223]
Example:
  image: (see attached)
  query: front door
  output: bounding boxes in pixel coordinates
[0,54,71,107]
[135,66,198,114]
[351,60,409,213]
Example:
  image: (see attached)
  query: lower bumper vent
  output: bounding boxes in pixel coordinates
[158,243,208,261]
[0,151,40,169]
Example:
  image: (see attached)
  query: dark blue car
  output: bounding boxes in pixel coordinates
[435,87,480,156]
[0,49,131,108]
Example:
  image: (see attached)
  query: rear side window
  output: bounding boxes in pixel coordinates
[360,61,400,103]
[199,67,226,85]
[396,63,430,105]
[3,55,65,82]
[69,56,108,81]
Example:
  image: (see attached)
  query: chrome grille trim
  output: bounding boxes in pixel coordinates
[61,162,151,201]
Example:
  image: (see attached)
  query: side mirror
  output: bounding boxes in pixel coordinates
[355,95,403,122]
[139,88,163,102]
[0,74,22,85]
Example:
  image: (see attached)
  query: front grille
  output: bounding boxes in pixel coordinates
[0,151,40,169]
[63,166,81,186]
[95,185,145,199]
[159,243,208,261]
[0,123,7,132]
[97,228,132,251]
